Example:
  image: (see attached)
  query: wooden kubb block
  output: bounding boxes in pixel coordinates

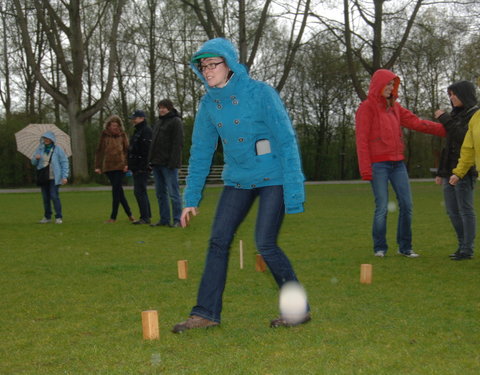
[177,260,188,279]
[360,264,372,284]
[141,310,159,340]
[255,254,267,272]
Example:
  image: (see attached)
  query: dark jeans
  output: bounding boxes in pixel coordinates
[132,171,151,221]
[442,175,476,255]
[105,170,132,220]
[191,185,301,323]
[40,179,62,219]
[370,161,413,253]
[151,165,182,225]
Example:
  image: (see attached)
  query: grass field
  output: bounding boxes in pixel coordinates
[0,182,479,374]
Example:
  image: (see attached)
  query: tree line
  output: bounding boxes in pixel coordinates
[0,0,479,186]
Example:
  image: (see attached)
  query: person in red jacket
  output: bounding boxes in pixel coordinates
[355,69,446,258]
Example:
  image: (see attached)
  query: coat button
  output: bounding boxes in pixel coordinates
[234,119,240,125]
[232,99,239,105]
[236,184,241,188]
[251,184,256,188]
[217,104,222,110]
[217,122,223,127]
[238,138,244,142]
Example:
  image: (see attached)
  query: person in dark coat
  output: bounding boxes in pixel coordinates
[434,81,479,260]
[148,99,184,227]
[127,110,152,224]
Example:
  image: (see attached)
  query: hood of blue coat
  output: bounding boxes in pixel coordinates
[41,131,56,144]
[190,38,249,92]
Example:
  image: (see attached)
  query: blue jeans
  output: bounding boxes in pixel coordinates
[370,161,413,254]
[442,175,476,255]
[151,165,182,225]
[41,180,62,219]
[105,170,132,220]
[191,185,301,323]
[133,171,151,221]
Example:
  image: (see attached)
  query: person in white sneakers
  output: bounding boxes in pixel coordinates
[32,131,69,224]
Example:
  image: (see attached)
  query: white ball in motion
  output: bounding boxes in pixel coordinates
[279,281,308,324]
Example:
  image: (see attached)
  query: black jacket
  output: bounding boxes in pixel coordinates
[128,120,152,172]
[437,81,478,178]
[148,109,184,169]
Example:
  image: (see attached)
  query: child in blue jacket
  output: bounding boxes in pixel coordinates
[172,38,310,333]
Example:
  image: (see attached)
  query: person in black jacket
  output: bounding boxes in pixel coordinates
[148,99,184,227]
[127,110,152,224]
[434,81,479,260]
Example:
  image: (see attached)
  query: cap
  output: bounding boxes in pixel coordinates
[129,110,146,119]
[191,52,222,63]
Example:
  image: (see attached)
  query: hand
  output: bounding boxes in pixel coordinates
[180,207,198,228]
[35,154,41,160]
[94,168,101,174]
[449,174,459,186]
[61,178,68,185]
[434,109,445,119]
[434,176,442,185]
[123,165,128,173]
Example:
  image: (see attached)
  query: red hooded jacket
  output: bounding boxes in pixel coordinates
[355,69,446,180]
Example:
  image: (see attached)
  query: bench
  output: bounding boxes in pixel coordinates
[178,164,224,184]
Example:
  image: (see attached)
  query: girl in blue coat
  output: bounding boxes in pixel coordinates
[31,131,69,224]
[172,38,310,333]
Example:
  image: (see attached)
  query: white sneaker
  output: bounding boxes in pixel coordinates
[55,218,63,224]
[397,250,419,258]
[374,251,385,257]
[39,217,51,224]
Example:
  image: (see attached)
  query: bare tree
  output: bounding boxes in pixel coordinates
[179,0,309,92]
[0,4,12,120]
[12,0,126,181]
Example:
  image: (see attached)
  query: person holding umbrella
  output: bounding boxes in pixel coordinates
[31,131,69,224]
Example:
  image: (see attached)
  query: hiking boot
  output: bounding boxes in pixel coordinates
[171,315,219,333]
[397,250,419,258]
[449,250,461,258]
[150,221,171,227]
[132,219,150,225]
[451,253,473,261]
[270,313,311,328]
[39,217,51,224]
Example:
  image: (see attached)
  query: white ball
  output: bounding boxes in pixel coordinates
[279,281,308,324]
[387,201,397,212]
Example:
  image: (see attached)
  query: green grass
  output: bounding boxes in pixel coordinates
[0,182,479,374]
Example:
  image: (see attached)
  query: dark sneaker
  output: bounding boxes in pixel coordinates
[451,253,473,261]
[449,250,461,258]
[150,221,171,227]
[270,313,311,328]
[132,219,150,225]
[397,250,419,258]
[172,315,219,333]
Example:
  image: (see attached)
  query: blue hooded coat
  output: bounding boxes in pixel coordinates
[184,38,305,213]
[31,131,70,185]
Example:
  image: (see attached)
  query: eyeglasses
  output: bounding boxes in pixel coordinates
[198,61,225,72]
